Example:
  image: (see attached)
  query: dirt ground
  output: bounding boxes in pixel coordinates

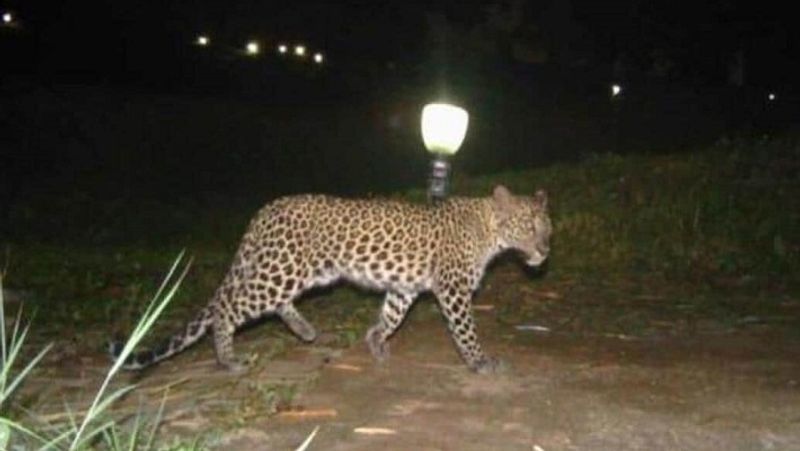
[18,261,800,450]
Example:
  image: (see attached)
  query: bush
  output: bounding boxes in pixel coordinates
[439,135,799,287]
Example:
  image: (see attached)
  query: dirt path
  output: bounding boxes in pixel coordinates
[19,263,800,450]
[218,327,800,450]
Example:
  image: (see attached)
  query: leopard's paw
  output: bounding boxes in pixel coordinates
[471,356,508,375]
[365,326,390,362]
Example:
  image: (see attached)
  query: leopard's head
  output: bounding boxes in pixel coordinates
[491,185,551,267]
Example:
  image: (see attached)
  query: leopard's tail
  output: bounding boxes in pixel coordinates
[108,306,214,370]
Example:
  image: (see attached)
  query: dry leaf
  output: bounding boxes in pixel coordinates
[354,427,397,435]
[277,408,337,419]
[329,363,363,372]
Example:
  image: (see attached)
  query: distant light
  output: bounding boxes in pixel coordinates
[277,44,288,54]
[768,92,777,101]
[196,35,209,46]
[294,45,306,57]
[246,41,260,55]
[313,52,324,64]
[611,84,622,97]
[2,12,12,24]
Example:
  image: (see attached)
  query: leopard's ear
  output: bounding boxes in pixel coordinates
[533,189,548,211]
[492,185,515,216]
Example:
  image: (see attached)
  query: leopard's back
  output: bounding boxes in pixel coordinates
[250,196,447,292]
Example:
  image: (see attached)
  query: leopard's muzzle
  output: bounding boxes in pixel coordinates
[524,242,549,267]
[525,250,547,267]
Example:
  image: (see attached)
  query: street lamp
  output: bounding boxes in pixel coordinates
[294,45,306,57]
[421,103,469,202]
[611,83,622,98]
[246,41,260,55]
[2,12,12,25]
[313,52,324,64]
[277,44,288,54]
[196,35,209,46]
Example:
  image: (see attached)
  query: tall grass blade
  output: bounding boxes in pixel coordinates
[0,275,53,412]
[1,274,6,372]
[0,416,50,448]
[0,343,52,409]
[144,391,169,451]
[69,251,190,450]
[127,410,142,451]
[295,426,320,451]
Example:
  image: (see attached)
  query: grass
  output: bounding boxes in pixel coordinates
[0,253,203,450]
[0,275,53,414]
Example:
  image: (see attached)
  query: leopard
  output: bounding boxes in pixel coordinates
[110,185,551,374]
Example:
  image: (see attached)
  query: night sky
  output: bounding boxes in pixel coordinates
[3,1,798,89]
[2,0,798,204]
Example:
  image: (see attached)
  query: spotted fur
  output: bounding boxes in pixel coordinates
[110,185,551,374]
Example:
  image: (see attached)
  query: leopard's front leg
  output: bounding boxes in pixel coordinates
[434,284,503,374]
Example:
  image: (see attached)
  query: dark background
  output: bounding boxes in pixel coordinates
[2,0,798,241]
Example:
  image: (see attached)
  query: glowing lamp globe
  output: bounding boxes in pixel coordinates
[294,45,306,57]
[2,12,12,24]
[313,52,324,64]
[768,92,777,101]
[278,44,288,54]
[196,35,209,46]
[421,103,469,156]
[611,83,622,97]
[421,103,469,202]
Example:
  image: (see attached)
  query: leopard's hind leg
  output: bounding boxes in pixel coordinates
[277,303,317,342]
[366,291,416,362]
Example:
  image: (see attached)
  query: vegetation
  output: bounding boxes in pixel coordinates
[0,254,201,450]
[449,135,799,288]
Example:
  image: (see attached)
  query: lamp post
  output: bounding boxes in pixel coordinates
[421,103,469,202]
